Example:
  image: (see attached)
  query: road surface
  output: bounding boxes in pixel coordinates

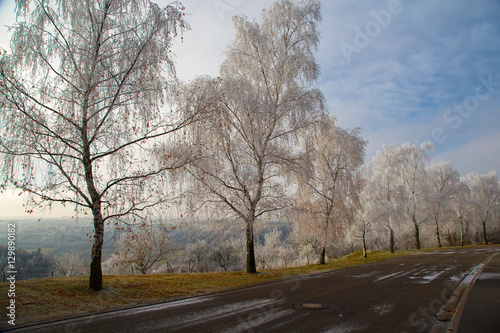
[455,251,500,333]
[6,246,500,333]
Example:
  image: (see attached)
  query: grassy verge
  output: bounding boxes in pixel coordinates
[0,249,420,327]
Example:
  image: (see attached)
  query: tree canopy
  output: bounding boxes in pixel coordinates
[184,0,325,273]
[0,0,190,290]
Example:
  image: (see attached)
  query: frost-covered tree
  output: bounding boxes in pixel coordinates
[449,179,472,246]
[368,144,402,253]
[0,0,191,290]
[290,220,322,265]
[113,222,172,274]
[256,228,296,269]
[296,118,366,264]
[349,213,371,258]
[397,142,432,249]
[352,168,379,258]
[464,171,499,245]
[211,240,241,272]
[367,143,432,250]
[185,239,211,272]
[185,0,325,273]
[426,161,461,247]
[298,242,319,265]
[51,251,85,277]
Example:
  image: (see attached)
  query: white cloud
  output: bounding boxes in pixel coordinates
[432,131,500,176]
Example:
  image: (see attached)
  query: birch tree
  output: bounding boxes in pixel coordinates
[369,144,402,253]
[0,0,191,290]
[397,142,432,249]
[352,203,373,258]
[426,161,461,247]
[186,0,325,273]
[296,118,366,264]
[450,179,472,246]
[465,171,499,245]
[353,167,386,258]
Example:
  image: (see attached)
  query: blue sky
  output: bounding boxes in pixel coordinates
[167,0,500,177]
[1,0,499,217]
[315,0,500,177]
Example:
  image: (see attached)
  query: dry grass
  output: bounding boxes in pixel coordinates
[1,249,414,328]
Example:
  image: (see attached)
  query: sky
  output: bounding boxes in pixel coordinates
[0,0,499,218]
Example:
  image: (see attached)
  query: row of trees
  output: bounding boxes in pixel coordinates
[353,144,499,257]
[107,155,500,275]
[105,147,500,275]
[1,0,498,290]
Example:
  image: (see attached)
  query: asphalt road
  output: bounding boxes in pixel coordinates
[7,246,500,333]
[455,251,500,333]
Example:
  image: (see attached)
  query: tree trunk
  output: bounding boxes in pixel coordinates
[83,114,104,291]
[245,220,257,273]
[387,225,395,253]
[460,218,465,247]
[89,210,104,291]
[362,230,367,258]
[482,221,488,245]
[319,246,326,265]
[87,173,104,290]
[435,218,442,247]
[414,222,421,250]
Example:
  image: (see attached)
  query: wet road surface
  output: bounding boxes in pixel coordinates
[6,246,499,333]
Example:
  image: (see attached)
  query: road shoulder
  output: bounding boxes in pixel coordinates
[431,251,499,333]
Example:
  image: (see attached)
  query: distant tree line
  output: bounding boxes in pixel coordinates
[0,246,50,280]
[350,143,500,256]
[0,246,87,280]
